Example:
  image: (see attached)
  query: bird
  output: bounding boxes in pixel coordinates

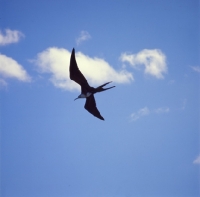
[69,48,115,120]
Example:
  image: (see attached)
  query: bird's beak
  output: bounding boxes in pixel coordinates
[74,97,79,101]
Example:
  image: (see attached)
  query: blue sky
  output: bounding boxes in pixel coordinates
[0,0,199,196]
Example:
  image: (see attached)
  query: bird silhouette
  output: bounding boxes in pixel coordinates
[69,48,115,120]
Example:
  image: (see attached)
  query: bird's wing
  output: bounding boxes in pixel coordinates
[69,48,90,89]
[84,95,104,120]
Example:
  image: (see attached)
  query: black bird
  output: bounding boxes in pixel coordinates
[69,48,115,120]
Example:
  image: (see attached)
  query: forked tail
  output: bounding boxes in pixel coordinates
[95,81,115,93]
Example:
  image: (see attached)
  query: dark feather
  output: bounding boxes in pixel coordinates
[69,48,90,91]
[84,95,104,120]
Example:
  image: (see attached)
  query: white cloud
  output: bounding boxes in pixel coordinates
[120,49,167,79]
[0,29,24,46]
[76,31,91,45]
[130,106,170,121]
[193,155,200,164]
[191,66,200,73]
[130,107,150,121]
[154,107,170,114]
[0,54,31,82]
[33,47,133,91]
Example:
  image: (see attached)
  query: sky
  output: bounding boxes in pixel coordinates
[0,0,199,196]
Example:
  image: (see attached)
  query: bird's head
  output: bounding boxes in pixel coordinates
[74,94,83,101]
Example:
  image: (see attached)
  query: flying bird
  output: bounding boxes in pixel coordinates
[69,48,115,120]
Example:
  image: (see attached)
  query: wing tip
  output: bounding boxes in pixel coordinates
[94,114,104,120]
[71,48,75,55]
[99,116,105,121]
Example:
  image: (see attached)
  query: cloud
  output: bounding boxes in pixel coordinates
[193,155,200,164]
[76,31,91,45]
[154,107,170,114]
[0,29,24,46]
[181,99,187,110]
[130,107,150,121]
[191,66,200,73]
[130,106,169,121]
[33,47,133,91]
[0,54,31,82]
[120,49,167,79]
[168,80,175,85]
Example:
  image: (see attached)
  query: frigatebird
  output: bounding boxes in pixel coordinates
[69,48,115,120]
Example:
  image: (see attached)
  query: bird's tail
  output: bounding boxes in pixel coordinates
[95,81,115,93]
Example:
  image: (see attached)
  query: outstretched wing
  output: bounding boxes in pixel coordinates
[84,95,104,120]
[69,48,90,89]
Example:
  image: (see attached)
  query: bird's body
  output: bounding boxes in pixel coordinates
[69,48,115,120]
[78,92,92,98]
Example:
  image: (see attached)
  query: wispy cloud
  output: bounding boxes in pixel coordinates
[0,29,24,46]
[0,54,31,82]
[76,31,91,45]
[120,49,167,79]
[193,155,200,164]
[130,106,169,121]
[181,99,187,110]
[33,47,133,91]
[168,80,175,85]
[130,107,150,121]
[191,66,200,73]
[154,107,170,114]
